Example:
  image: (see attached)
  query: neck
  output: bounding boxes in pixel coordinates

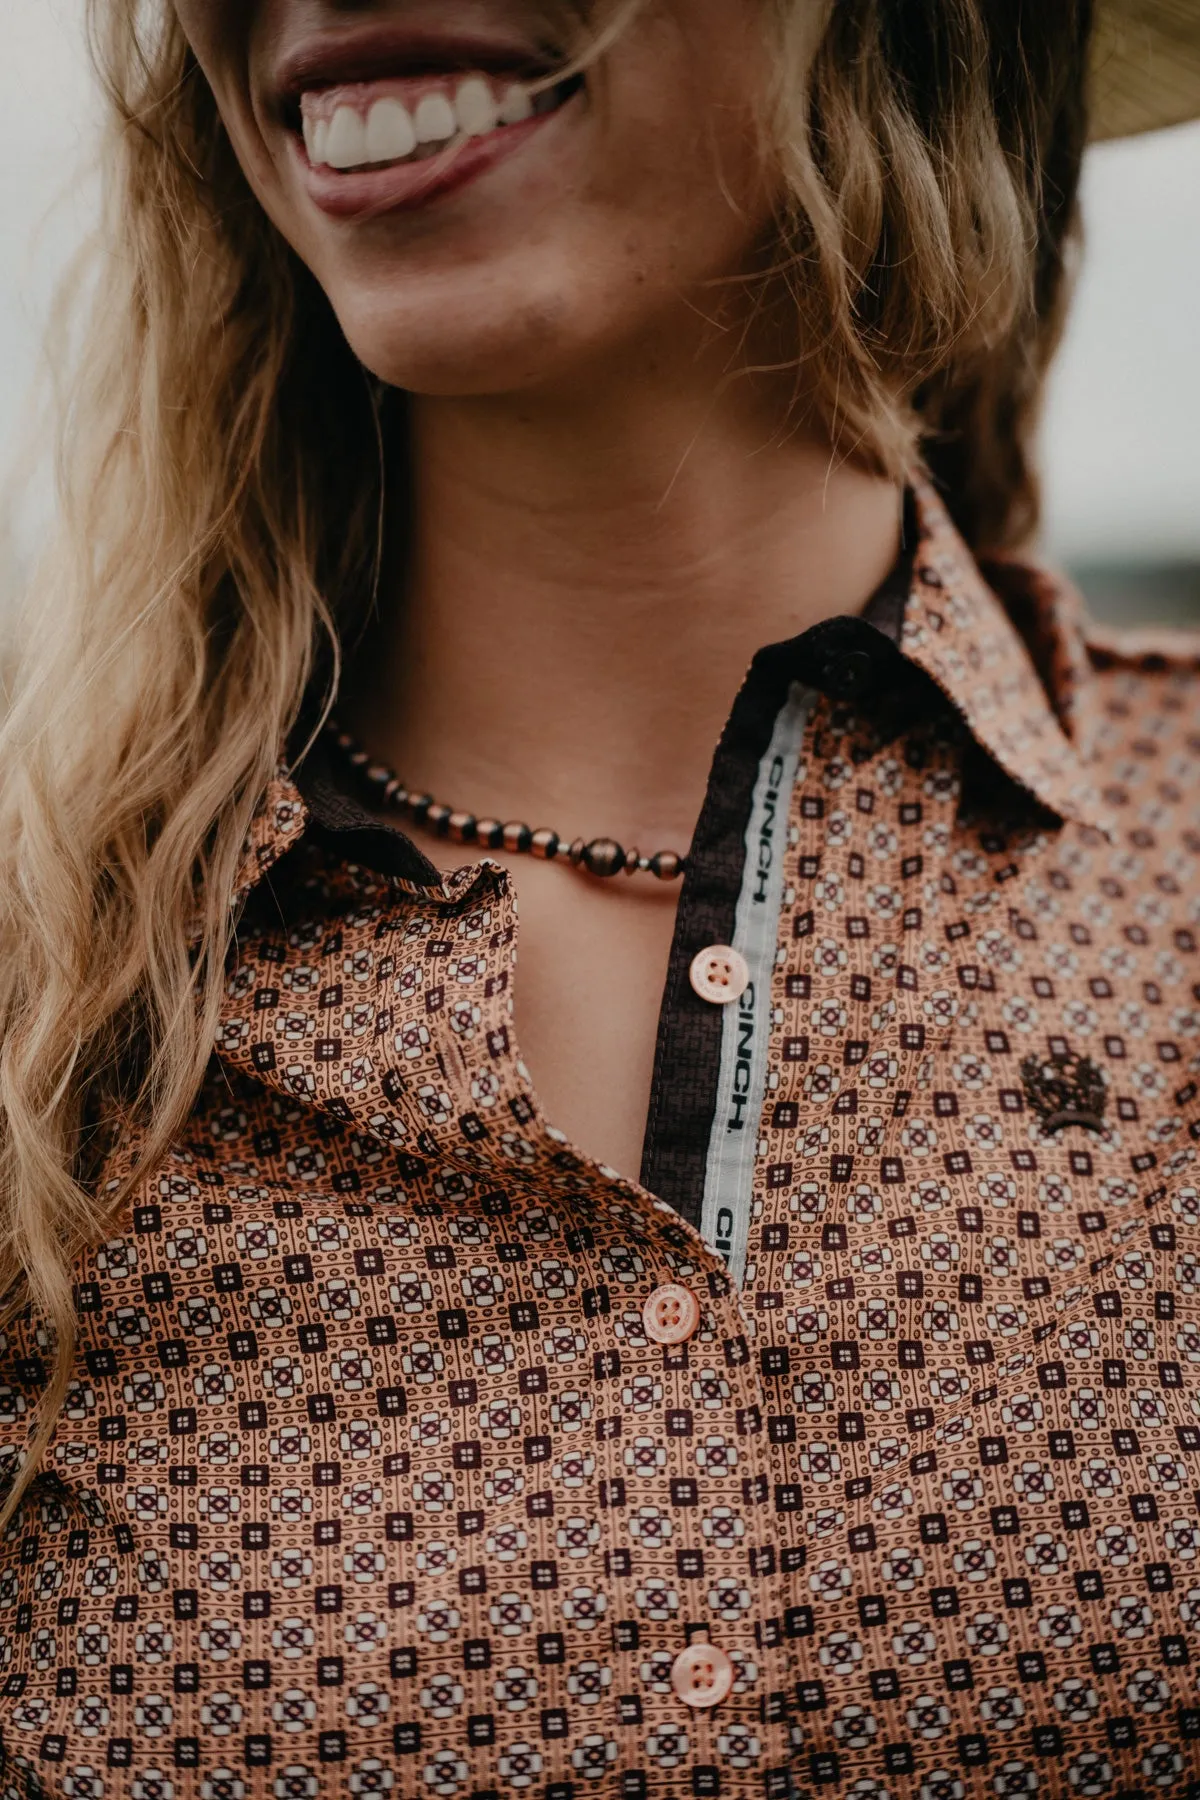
[344,371,903,847]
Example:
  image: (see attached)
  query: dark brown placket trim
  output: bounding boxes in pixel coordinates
[638,644,804,1223]
[638,606,912,1227]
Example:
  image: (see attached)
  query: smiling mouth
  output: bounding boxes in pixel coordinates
[294,70,584,174]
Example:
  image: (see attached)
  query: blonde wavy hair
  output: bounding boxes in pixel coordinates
[0,0,1092,1514]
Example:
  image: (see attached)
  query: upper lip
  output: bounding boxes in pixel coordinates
[273,23,555,110]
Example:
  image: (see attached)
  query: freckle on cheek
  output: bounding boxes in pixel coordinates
[516,300,570,346]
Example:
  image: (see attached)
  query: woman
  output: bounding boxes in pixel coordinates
[0,0,1198,1793]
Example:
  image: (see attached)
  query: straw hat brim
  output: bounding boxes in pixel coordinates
[1091,0,1200,138]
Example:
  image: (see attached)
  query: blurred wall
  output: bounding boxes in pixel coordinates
[1040,121,1200,625]
[0,0,97,575]
[1,3,1198,621]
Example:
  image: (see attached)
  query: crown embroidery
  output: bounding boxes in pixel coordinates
[1020,1050,1107,1135]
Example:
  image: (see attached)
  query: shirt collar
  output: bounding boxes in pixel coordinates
[233,480,1110,900]
[902,480,1111,835]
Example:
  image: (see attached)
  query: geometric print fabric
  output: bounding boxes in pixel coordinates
[0,487,1198,1798]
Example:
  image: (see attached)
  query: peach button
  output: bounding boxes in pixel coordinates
[670,1642,734,1708]
[642,1283,701,1346]
[689,944,749,1005]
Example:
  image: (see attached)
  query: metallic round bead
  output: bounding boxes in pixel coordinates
[475,819,504,850]
[447,811,477,844]
[530,828,560,861]
[426,802,452,836]
[567,837,587,868]
[581,838,626,878]
[649,851,684,881]
[503,822,533,854]
[407,793,433,823]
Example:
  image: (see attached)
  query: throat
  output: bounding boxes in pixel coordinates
[345,382,904,911]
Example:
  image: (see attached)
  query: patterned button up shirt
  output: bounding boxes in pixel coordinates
[2,484,1200,1800]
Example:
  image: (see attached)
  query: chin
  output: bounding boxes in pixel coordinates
[349,321,575,400]
[328,271,604,400]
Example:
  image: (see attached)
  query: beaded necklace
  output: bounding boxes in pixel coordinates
[327,726,688,881]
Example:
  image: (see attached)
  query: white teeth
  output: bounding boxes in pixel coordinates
[498,82,534,125]
[302,76,545,173]
[413,91,457,146]
[454,75,499,137]
[365,96,417,164]
[325,105,368,170]
[301,111,330,165]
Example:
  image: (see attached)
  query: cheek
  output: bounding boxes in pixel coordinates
[593,10,779,273]
[173,1,255,128]
[171,0,213,54]
[174,4,287,221]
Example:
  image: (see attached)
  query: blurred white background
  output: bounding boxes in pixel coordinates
[2,1,1198,613]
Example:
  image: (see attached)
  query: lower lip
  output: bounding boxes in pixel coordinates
[294,105,567,220]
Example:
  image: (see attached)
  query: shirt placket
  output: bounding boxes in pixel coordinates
[412,872,800,1794]
[576,1187,797,1796]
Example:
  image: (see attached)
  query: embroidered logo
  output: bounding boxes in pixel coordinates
[1020,1050,1107,1135]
